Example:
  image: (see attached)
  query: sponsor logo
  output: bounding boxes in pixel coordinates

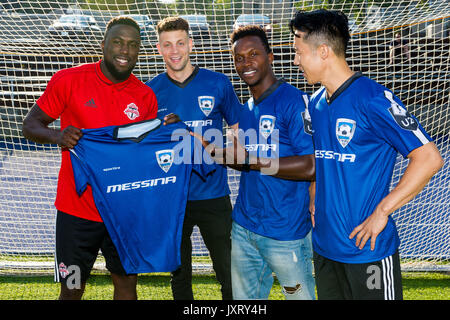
[106,176,177,193]
[185,119,213,128]
[198,96,215,117]
[336,118,356,148]
[315,150,356,163]
[84,98,97,108]
[245,144,277,152]
[156,149,174,173]
[123,103,140,120]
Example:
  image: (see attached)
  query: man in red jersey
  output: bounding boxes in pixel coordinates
[22,16,159,300]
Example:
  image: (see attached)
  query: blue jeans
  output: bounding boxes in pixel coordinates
[231,222,315,300]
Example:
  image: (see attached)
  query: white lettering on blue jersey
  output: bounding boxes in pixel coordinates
[315,150,356,163]
[106,176,177,193]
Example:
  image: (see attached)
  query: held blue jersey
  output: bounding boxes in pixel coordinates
[232,80,315,241]
[146,66,241,200]
[308,73,432,263]
[69,119,217,274]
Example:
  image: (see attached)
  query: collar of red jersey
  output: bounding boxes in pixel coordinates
[95,60,132,89]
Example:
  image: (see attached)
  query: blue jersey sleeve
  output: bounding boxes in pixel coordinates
[219,76,241,127]
[366,89,432,158]
[284,92,315,156]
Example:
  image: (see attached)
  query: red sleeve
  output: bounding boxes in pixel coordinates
[145,86,158,120]
[35,69,70,119]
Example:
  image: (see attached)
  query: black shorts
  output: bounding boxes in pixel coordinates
[313,251,403,300]
[54,211,129,284]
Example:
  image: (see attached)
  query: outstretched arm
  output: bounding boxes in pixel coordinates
[349,142,444,250]
[209,129,315,181]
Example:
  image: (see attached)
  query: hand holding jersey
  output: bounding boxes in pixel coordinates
[58,125,83,149]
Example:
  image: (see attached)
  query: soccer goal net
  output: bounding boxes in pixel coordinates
[0,0,448,277]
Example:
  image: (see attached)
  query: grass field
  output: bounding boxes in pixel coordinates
[0,272,448,300]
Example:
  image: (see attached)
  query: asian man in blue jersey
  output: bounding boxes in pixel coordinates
[290,9,443,300]
[145,16,241,300]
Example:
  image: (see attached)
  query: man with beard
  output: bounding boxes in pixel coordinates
[22,16,158,300]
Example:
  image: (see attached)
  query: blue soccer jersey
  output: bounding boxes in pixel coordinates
[232,80,315,241]
[308,73,432,263]
[69,119,217,274]
[146,66,241,200]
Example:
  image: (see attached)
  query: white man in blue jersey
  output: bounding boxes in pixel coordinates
[222,25,316,300]
[145,16,241,300]
[290,9,443,300]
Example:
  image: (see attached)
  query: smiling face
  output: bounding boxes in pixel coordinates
[101,24,140,83]
[293,30,324,85]
[157,29,193,75]
[232,35,274,88]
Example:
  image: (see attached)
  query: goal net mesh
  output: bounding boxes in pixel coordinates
[0,0,448,278]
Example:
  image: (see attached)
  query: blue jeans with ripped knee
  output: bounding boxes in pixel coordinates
[231,222,315,300]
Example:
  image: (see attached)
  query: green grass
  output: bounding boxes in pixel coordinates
[0,272,448,300]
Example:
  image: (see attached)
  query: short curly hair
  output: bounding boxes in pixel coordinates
[104,16,141,39]
[230,25,271,54]
[156,16,189,35]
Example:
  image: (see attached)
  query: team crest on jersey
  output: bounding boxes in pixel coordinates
[58,262,69,279]
[123,103,140,120]
[259,115,276,139]
[156,149,174,173]
[336,118,356,148]
[198,96,215,117]
[384,90,418,131]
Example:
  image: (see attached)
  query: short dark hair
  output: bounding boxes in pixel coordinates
[230,25,271,54]
[289,9,350,57]
[105,16,141,39]
[156,16,189,35]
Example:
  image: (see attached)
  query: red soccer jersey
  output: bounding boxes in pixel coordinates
[36,60,158,222]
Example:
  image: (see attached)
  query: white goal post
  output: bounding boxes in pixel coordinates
[0,0,448,276]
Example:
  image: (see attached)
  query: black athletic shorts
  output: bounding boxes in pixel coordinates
[54,211,129,284]
[313,251,403,300]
